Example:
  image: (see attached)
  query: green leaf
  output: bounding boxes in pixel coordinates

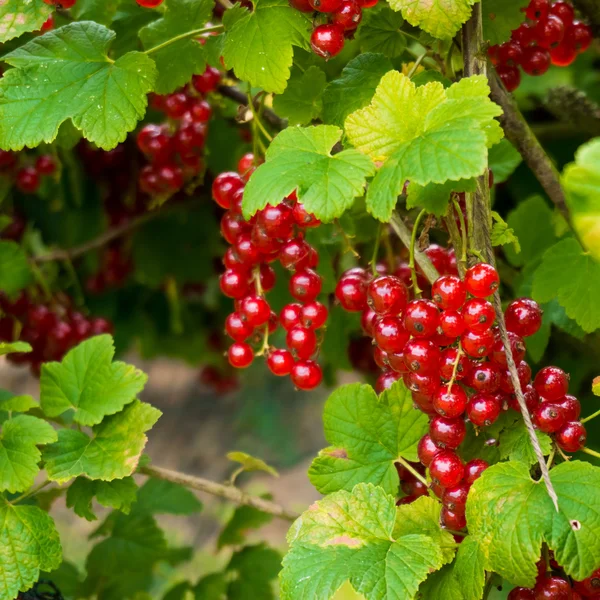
[0,341,32,356]
[139,0,213,94]
[0,22,156,151]
[483,0,530,45]
[222,0,310,93]
[0,390,38,413]
[67,476,138,521]
[281,483,445,600]
[40,335,147,426]
[498,419,551,465]
[322,53,392,128]
[488,138,522,183]
[419,565,464,600]
[308,381,429,494]
[562,138,600,261]
[0,415,56,493]
[533,237,600,333]
[453,537,487,600]
[43,400,161,483]
[227,451,279,477]
[387,0,479,39]
[346,72,502,221]
[0,241,33,297]
[194,574,229,599]
[272,67,327,126]
[467,460,600,586]
[0,502,62,600]
[0,0,52,43]
[491,211,520,252]
[135,479,203,515]
[358,8,406,57]
[504,195,557,267]
[242,125,375,223]
[406,179,476,216]
[227,544,281,600]
[218,503,273,549]
[71,0,122,25]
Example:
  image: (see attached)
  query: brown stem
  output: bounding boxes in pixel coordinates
[489,72,570,223]
[218,85,287,131]
[140,464,299,522]
[389,212,439,284]
[463,9,560,510]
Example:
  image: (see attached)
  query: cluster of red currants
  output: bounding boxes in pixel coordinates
[489,0,593,92]
[509,564,600,598]
[0,150,57,196]
[216,163,328,390]
[136,66,221,198]
[288,0,378,59]
[0,292,113,377]
[85,243,133,294]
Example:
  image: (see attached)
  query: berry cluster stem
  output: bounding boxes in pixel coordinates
[409,209,427,296]
[396,456,429,487]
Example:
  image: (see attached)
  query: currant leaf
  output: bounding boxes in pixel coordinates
[0,0,52,43]
[135,478,203,515]
[0,22,156,151]
[242,125,375,223]
[281,483,445,600]
[0,341,32,357]
[562,138,600,261]
[0,502,62,600]
[67,476,138,521]
[406,179,476,216]
[358,7,407,57]
[0,241,34,297]
[0,415,57,494]
[419,565,464,600]
[533,237,600,333]
[498,419,551,465]
[387,0,479,40]
[346,72,502,221]
[490,211,521,253]
[227,544,281,600]
[222,0,311,94]
[322,53,393,127]
[218,502,273,549]
[488,138,522,184]
[227,451,279,477]
[139,0,213,94]
[467,460,600,586]
[308,381,429,495]
[43,400,161,483]
[482,0,530,45]
[272,66,327,126]
[453,537,487,600]
[0,390,38,413]
[71,0,122,26]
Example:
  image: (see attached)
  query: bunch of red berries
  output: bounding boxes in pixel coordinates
[288,0,378,60]
[0,150,57,196]
[136,66,220,198]
[490,0,593,92]
[0,292,113,377]
[86,243,133,294]
[216,163,328,391]
[510,564,600,598]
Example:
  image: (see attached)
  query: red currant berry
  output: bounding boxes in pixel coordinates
[535,14,566,49]
[417,434,440,467]
[468,362,501,394]
[439,348,471,381]
[192,66,221,94]
[190,99,212,123]
[225,312,254,342]
[556,394,581,422]
[423,244,449,274]
[376,370,402,393]
[404,372,440,397]
[332,0,362,30]
[525,0,550,20]
[461,328,495,358]
[335,276,368,312]
[550,40,578,66]
[240,295,271,327]
[555,421,587,453]
[286,326,317,360]
[267,349,295,376]
[361,308,378,336]
[35,155,57,176]
[533,576,572,600]
[309,0,342,12]
[507,588,535,600]
[491,331,526,367]
[496,64,521,92]
[403,339,441,375]
[137,0,165,7]
[441,506,467,530]
[465,263,499,298]
[289,0,314,11]
[291,360,323,390]
[220,268,250,299]
[512,22,538,47]
[401,479,428,498]
[533,401,567,433]
[259,264,276,292]
[292,203,320,228]
[463,298,495,332]
[498,41,524,66]
[568,21,593,53]
[467,392,502,427]
[430,416,466,449]
[550,1,575,26]
[279,239,316,271]
[439,310,466,338]
[373,347,389,369]
[534,366,569,400]
[463,459,488,485]
[374,316,410,354]
[89,317,113,336]
[388,351,408,374]
[310,24,345,59]
[404,299,440,338]
[442,483,469,511]
[522,47,551,75]
[301,302,328,329]
[228,342,254,368]
[367,275,409,316]
[258,204,293,238]
[499,360,532,394]
[432,275,466,311]
[433,384,468,418]
[429,450,464,488]
[280,303,303,331]
[16,167,40,194]
[212,172,245,209]
[221,211,249,244]
[290,269,322,302]
[412,391,436,415]
[573,567,600,597]
[233,233,261,267]
[505,298,542,338]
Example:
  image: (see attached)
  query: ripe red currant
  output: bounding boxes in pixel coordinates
[367,275,409,316]
[374,316,410,354]
[292,203,320,228]
[525,0,550,20]
[430,416,466,449]
[507,588,535,600]
[403,339,440,375]
[535,14,566,49]
[522,47,551,75]
[429,450,464,488]
[225,312,254,342]
[467,392,502,427]
[16,167,40,194]
[568,21,593,53]
[220,269,250,299]
[491,331,526,367]
[212,172,245,209]
[534,366,569,400]
[461,328,495,358]
[573,567,600,597]
[556,394,581,422]
[332,0,362,30]
[533,576,572,600]
[550,41,578,66]
[301,302,328,329]
[439,348,471,381]
[335,276,368,312]
[310,24,345,59]
[192,66,221,94]
[550,1,575,26]
[280,303,302,331]
[361,308,378,337]
[555,421,587,453]
[468,362,501,394]
[463,459,488,485]
[417,434,440,467]
[267,349,295,376]
[439,310,466,338]
[433,384,468,418]
[496,64,521,92]
[464,263,499,298]
[291,360,323,390]
[376,370,402,393]
[35,155,57,176]
[240,295,271,327]
[228,342,254,368]
[533,401,567,433]
[505,298,542,338]
[290,269,322,302]
[432,275,466,311]
[286,326,317,360]
[404,299,440,338]
[441,506,467,530]
[404,371,441,397]
[498,41,524,66]
[442,483,469,511]
[463,298,495,332]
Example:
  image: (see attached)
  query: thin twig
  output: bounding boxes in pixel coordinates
[581,408,600,424]
[144,25,224,56]
[463,6,559,510]
[488,72,570,223]
[409,209,427,296]
[218,85,287,130]
[389,212,439,284]
[140,464,299,522]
